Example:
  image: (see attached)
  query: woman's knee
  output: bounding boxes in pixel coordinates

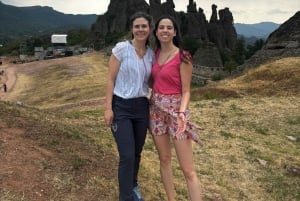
[182,167,197,180]
[159,154,172,167]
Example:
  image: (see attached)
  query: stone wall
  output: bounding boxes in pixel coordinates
[192,64,228,85]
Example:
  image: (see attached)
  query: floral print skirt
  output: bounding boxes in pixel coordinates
[149,92,202,145]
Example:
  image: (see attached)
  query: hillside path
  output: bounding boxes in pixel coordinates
[0,64,17,99]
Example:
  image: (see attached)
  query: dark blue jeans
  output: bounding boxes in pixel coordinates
[111,95,149,201]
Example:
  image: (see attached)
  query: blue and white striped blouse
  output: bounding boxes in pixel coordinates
[112,40,154,99]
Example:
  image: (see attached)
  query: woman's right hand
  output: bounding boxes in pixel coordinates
[104,109,114,127]
[176,113,186,135]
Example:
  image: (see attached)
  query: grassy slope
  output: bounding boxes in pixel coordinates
[0,55,299,201]
[4,52,108,108]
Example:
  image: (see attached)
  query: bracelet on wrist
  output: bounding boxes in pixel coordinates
[175,111,186,116]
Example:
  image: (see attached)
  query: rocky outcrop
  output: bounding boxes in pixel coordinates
[219,7,237,50]
[91,0,149,36]
[149,0,179,22]
[90,0,237,54]
[266,11,300,51]
[193,43,223,67]
[186,6,208,40]
[207,4,224,50]
[207,5,237,50]
[238,11,300,71]
[149,0,162,22]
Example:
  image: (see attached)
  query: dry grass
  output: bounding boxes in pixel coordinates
[192,57,300,100]
[4,52,108,109]
[0,54,299,201]
[223,57,300,96]
[191,96,300,201]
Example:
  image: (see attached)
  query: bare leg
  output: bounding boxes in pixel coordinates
[173,139,202,201]
[153,134,176,201]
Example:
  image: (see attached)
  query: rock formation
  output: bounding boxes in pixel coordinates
[91,0,149,36]
[266,11,300,51]
[238,11,300,71]
[150,0,181,26]
[90,0,237,55]
[219,7,237,50]
[207,5,237,50]
[186,2,208,40]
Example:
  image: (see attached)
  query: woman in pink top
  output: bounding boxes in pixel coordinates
[149,15,202,201]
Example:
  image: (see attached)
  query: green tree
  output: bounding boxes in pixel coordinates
[245,38,264,59]
[232,37,246,65]
[67,29,90,46]
[224,59,239,74]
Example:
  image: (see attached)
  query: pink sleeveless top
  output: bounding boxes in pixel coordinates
[152,50,182,94]
[152,49,191,94]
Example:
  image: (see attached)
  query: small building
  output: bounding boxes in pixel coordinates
[51,34,68,44]
[51,34,68,57]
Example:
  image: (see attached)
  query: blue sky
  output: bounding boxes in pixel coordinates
[1,0,299,24]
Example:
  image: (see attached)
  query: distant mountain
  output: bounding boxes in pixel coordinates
[0,1,97,39]
[234,22,280,39]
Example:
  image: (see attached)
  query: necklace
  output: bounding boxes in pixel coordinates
[131,40,146,59]
[159,53,172,66]
[158,48,178,66]
[135,48,146,59]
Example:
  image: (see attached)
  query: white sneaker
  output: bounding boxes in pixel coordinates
[133,186,144,201]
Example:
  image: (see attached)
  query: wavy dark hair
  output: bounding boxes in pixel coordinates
[153,15,191,63]
[130,11,153,46]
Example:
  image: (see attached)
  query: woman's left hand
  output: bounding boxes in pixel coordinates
[176,113,186,134]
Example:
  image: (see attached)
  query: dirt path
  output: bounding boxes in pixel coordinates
[0,65,17,99]
[0,122,53,199]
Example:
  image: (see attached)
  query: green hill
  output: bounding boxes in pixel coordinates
[0,1,97,40]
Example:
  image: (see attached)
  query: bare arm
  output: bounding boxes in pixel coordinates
[179,61,192,113]
[104,54,120,127]
[176,60,192,134]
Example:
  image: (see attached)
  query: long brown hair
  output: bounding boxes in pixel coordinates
[153,15,192,64]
